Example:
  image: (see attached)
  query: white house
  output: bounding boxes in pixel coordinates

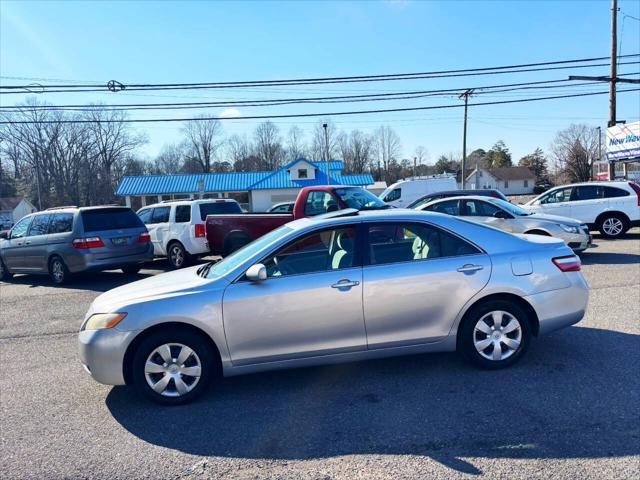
[0,196,37,229]
[464,167,535,195]
[115,158,374,212]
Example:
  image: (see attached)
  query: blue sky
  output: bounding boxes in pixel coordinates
[1,0,639,165]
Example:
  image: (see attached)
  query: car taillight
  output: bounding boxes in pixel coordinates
[72,237,104,249]
[137,232,151,243]
[195,223,206,238]
[552,254,581,272]
[628,182,640,206]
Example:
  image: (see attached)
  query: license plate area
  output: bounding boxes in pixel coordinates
[111,237,129,246]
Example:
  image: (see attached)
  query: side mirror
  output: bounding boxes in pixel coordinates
[246,263,267,282]
[0,231,8,239]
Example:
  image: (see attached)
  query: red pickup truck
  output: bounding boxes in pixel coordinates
[206,185,388,255]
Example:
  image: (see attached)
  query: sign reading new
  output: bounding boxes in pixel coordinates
[606,121,640,161]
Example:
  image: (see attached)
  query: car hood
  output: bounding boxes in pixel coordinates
[90,265,225,313]
[523,212,582,225]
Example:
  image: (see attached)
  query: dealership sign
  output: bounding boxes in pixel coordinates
[606,121,640,161]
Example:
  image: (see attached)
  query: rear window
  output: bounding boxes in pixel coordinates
[81,208,143,232]
[602,186,629,198]
[199,202,242,220]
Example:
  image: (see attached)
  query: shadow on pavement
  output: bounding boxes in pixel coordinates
[581,251,640,265]
[106,326,640,475]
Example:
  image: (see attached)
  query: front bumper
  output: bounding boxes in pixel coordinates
[78,328,139,385]
[561,228,592,253]
[525,273,589,336]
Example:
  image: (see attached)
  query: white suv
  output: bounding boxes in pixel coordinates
[524,181,640,238]
[137,199,242,268]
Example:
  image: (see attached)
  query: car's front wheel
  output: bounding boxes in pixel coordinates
[132,329,216,405]
[0,258,13,281]
[460,300,531,369]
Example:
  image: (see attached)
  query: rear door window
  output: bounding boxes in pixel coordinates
[81,208,144,231]
[573,186,600,201]
[48,213,74,234]
[27,214,51,236]
[150,206,170,224]
[175,205,191,223]
[198,202,242,220]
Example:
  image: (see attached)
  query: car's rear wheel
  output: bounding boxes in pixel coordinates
[0,258,13,281]
[460,300,531,369]
[598,213,628,239]
[167,242,189,269]
[49,256,69,285]
[132,329,216,405]
[122,264,142,275]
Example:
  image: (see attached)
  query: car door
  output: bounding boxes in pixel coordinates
[22,213,52,271]
[147,206,171,255]
[362,221,491,348]
[460,199,515,232]
[532,186,574,217]
[569,185,604,223]
[2,215,31,270]
[222,224,367,366]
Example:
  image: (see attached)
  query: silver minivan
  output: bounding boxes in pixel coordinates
[0,206,153,284]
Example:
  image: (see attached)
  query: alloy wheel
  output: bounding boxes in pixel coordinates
[602,217,624,237]
[51,260,64,283]
[473,310,522,361]
[144,343,202,397]
[170,245,184,268]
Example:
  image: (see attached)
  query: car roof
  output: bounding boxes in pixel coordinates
[142,198,237,208]
[553,181,632,188]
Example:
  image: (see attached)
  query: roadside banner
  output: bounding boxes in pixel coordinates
[606,121,640,161]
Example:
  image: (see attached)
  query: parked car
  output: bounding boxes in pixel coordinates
[533,181,554,195]
[79,208,588,404]
[407,189,509,209]
[205,186,389,256]
[0,206,152,284]
[523,181,640,238]
[379,176,458,207]
[417,196,592,253]
[137,199,242,268]
[267,202,294,213]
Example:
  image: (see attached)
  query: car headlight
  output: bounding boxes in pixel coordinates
[558,224,580,234]
[82,313,127,331]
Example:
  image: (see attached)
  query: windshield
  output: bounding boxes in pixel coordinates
[203,225,293,278]
[335,187,389,210]
[488,198,529,216]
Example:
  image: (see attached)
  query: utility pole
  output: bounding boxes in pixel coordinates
[458,89,474,189]
[596,126,602,180]
[567,1,639,180]
[323,123,330,185]
[413,157,417,178]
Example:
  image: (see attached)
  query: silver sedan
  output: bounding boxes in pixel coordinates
[79,209,589,404]
[416,196,592,253]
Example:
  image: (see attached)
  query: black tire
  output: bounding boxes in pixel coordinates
[0,257,13,281]
[459,300,531,370]
[597,213,628,239]
[122,264,142,275]
[167,242,189,269]
[132,329,216,405]
[223,233,251,257]
[48,256,69,285]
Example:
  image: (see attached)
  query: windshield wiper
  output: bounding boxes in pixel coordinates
[197,259,218,277]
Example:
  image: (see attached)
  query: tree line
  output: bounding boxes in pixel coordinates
[0,99,604,209]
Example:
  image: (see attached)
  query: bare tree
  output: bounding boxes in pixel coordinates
[182,115,223,173]
[226,134,253,170]
[348,130,374,173]
[286,125,306,160]
[414,146,429,165]
[375,126,402,181]
[154,142,187,174]
[254,121,283,170]
[552,124,599,183]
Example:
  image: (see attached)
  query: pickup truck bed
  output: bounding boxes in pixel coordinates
[206,213,292,255]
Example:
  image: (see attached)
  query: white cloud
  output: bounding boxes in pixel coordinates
[219,108,241,118]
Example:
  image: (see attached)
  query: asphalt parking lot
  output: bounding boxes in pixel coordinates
[1,231,639,480]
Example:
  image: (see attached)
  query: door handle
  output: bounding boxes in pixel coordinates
[331,279,360,289]
[25,241,31,245]
[457,264,484,273]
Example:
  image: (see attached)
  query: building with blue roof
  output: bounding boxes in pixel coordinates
[115,158,374,212]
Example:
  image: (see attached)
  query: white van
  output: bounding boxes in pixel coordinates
[379,176,458,208]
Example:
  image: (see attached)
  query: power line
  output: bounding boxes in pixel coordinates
[1,56,638,94]
[2,88,638,124]
[1,73,637,112]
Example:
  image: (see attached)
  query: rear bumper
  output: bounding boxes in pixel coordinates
[68,244,153,273]
[78,328,139,385]
[525,273,589,336]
